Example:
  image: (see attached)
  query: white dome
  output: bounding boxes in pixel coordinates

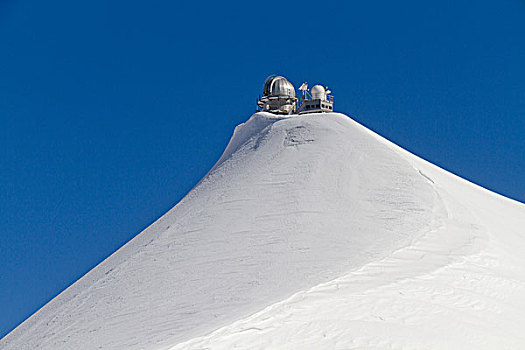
[310,85,326,100]
[263,76,296,98]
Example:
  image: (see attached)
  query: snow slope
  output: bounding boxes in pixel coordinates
[2,112,524,349]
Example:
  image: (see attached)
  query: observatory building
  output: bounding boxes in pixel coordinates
[256,76,334,115]
[257,76,298,114]
[297,83,334,114]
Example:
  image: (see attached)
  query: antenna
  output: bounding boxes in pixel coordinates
[299,82,308,99]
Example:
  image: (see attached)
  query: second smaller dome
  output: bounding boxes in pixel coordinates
[310,85,327,100]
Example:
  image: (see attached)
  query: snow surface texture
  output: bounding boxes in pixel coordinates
[2,112,525,350]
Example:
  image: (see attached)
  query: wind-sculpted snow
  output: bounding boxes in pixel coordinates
[2,113,525,349]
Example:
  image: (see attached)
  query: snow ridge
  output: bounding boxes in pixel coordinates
[2,112,525,350]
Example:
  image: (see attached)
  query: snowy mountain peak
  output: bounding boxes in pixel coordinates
[2,112,525,350]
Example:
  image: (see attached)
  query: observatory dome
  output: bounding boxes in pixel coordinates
[311,85,327,100]
[263,76,296,98]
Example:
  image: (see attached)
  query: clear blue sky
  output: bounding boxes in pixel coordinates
[1,0,524,338]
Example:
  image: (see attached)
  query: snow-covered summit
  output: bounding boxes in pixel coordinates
[2,112,525,349]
